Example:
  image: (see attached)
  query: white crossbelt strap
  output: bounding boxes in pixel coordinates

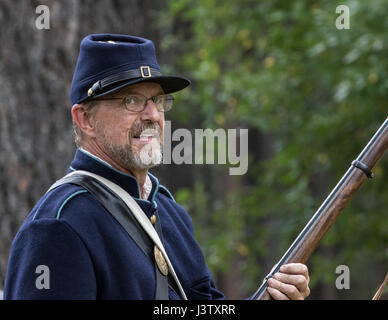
[65,170,187,300]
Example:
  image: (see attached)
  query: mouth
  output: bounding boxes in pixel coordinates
[132,129,159,143]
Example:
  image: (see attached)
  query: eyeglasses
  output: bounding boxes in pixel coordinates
[93,93,174,112]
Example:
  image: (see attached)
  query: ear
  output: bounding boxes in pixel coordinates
[71,104,97,139]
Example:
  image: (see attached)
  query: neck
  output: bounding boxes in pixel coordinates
[80,143,148,195]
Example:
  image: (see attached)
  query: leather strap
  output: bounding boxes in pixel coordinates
[48,173,171,299]
[49,175,152,255]
[88,68,162,97]
[61,171,187,299]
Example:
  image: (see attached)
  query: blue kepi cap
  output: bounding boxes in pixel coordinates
[70,33,191,105]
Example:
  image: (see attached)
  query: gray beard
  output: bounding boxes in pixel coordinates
[98,122,163,171]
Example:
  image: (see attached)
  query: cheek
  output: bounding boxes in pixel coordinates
[95,114,132,144]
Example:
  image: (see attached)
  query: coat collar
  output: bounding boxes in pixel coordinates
[68,148,160,207]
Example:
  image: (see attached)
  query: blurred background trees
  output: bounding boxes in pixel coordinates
[0,0,386,299]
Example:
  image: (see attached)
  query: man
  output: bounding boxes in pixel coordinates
[4,34,310,300]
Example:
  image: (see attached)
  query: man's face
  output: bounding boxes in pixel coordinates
[91,82,165,171]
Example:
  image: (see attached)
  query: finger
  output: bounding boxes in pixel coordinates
[267,286,289,300]
[267,278,303,300]
[273,272,310,298]
[280,263,309,280]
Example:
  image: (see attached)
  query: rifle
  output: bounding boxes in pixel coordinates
[253,117,388,300]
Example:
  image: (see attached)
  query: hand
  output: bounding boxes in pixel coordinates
[267,263,310,300]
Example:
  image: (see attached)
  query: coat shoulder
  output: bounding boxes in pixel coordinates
[28,183,94,222]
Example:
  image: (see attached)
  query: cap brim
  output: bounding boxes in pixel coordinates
[90,75,191,100]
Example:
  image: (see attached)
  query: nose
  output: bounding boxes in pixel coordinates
[140,99,162,122]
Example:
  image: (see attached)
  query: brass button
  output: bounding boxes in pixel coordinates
[150,214,156,224]
[154,245,168,276]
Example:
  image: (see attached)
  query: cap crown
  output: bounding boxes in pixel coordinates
[70,34,161,105]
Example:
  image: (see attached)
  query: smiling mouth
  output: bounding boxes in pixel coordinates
[133,129,159,142]
[138,134,155,142]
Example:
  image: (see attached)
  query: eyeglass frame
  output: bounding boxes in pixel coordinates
[91,93,175,112]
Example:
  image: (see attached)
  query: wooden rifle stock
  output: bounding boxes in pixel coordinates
[253,118,388,300]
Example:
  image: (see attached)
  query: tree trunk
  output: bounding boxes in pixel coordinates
[0,0,162,287]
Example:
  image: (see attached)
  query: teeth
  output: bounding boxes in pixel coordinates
[139,134,154,141]
[138,128,158,141]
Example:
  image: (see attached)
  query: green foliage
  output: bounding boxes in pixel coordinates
[158,0,388,298]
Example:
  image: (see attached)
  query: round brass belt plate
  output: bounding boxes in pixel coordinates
[154,245,169,276]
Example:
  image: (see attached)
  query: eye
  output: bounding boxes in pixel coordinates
[152,95,164,105]
[125,96,141,105]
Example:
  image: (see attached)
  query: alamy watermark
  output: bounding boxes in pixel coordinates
[335,264,350,290]
[162,121,248,175]
[336,5,350,30]
[34,4,351,31]
[35,5,50,30]
[137,121,249,175]
[35,265,50,290]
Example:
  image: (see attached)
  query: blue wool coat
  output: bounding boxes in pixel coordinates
[4,149,225,300]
